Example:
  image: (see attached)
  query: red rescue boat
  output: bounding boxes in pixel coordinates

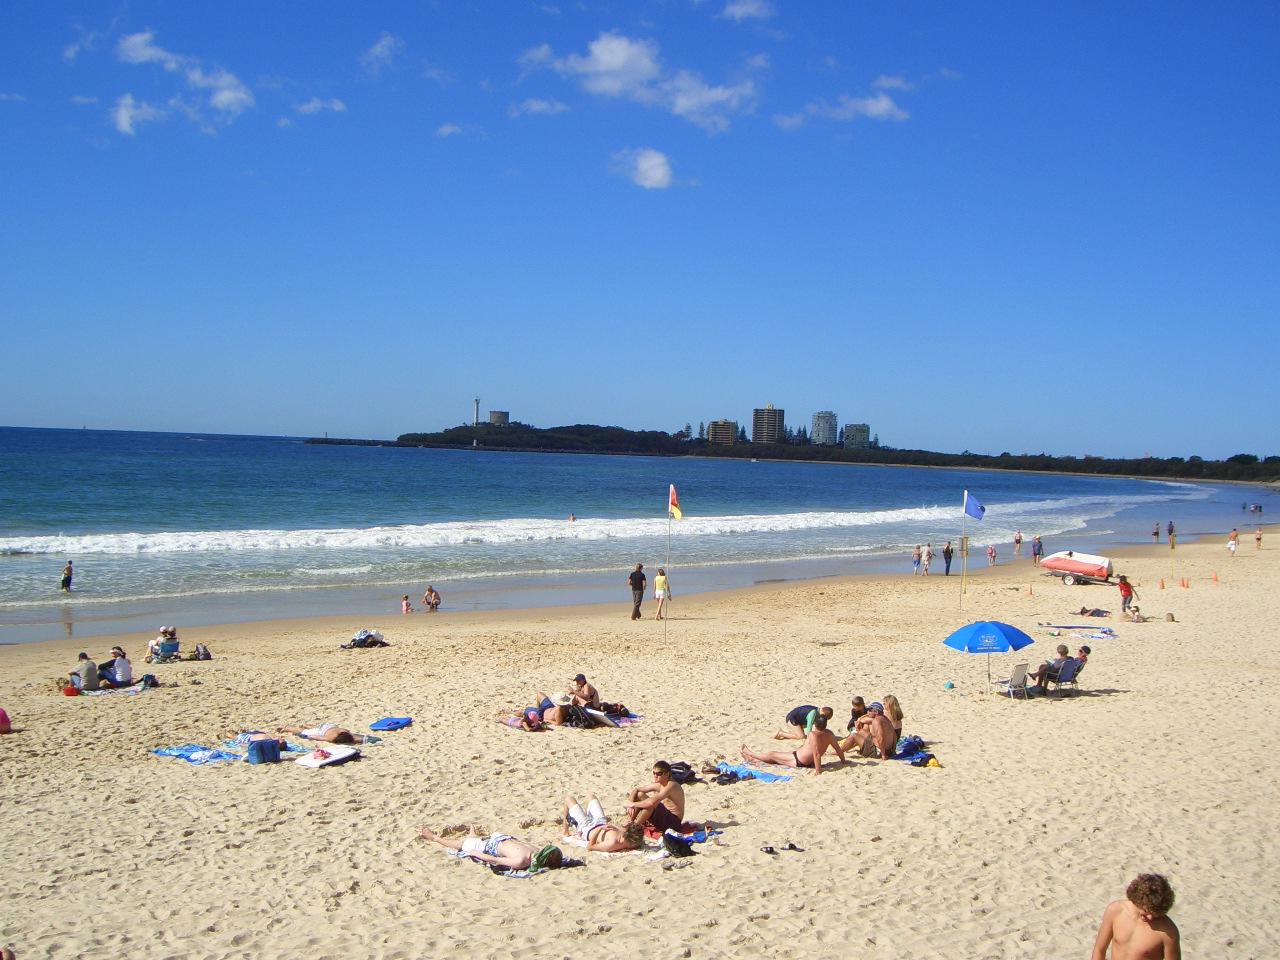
[1040,550,1113,585]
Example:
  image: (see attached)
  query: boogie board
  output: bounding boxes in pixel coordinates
[584,708,620,728]
[295,745,360,768]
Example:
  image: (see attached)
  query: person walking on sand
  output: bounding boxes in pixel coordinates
[911,545,922,575]
[1167,520,1175,541]
[1031,535,1043,566]
[1257,527,1263,550]
[1090,873,1180,960]
[1117,575,1138,614]
[1013,531,1023,558]
[942,540,954,575]
[1152,522,1160,544]
[653,567,671,620]
[60,561,73,593]
[920,543,933,576]
[1228,528,1239,557]
[628,563,646,620]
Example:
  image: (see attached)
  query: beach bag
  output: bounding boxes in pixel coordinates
[667,761,699,785]
[139,674,158,689]
[661,833,695,858]
[194,644,213,661]
[896,735,925,757]
[562,705,593,729]
[246,739,282,764]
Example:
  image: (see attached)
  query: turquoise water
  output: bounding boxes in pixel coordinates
[1,427,1271,643]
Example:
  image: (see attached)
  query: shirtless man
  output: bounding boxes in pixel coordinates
[773,704,834,740]
[742,717,846,776]
[562,793,643,852]
[418,826,563,872]
[838,702,897,759]
[1090,873,1180,959]
[567,673,600,710]
[276,723,372,744]
[626,760,686,831]
[527,691,571,726]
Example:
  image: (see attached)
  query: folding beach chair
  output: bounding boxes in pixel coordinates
[152,640,181,664]
[1048,658,1083,697]
[992,663,1031,699]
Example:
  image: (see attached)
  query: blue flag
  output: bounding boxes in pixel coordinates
[963,490,985,521]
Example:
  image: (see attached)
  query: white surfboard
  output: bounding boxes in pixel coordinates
[584,708,620,728]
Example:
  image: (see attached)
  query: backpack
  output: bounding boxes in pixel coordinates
[194,644,213,661]
[562,705,593,729]
[666,761,700,785]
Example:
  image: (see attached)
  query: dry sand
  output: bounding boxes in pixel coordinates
[2,532,1278,958]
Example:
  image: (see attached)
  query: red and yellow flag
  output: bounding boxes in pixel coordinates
[668,484,682,520]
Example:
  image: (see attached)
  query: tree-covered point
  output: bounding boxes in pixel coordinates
[305,424,1280,482]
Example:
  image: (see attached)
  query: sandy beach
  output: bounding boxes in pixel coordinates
[2,530,1277,958]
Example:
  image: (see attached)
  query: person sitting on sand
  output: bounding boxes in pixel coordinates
[1027,645,1074,692]
[1090,872,1180,960]
[626,760,686,831]
[276,723,372,745]
[98,647,133,688]
[846,696,868,732]
[567,673,600,710]
[562,793,644,852]
[882,694,905,744]
[774,704,834,740]
[744,716,846,775]
[419,826,564,872]
[68,652,99,691]
[422,585,441,612]
[839,702,897,759]
[1126,605,1149,623]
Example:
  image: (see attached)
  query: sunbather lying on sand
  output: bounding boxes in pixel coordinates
[742,717,845,775]
[562,794,644,852]
[419,826,563,871]
[276,723,372,744]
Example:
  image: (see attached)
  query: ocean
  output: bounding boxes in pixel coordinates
[1,426,1272,644]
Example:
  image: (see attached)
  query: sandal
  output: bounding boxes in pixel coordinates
[760,845,777,855]
[783,842,804,852]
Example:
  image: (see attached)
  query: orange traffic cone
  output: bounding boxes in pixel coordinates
[1212,571,1219,583]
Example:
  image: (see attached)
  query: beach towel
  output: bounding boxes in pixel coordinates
[80,683,148,696]
[153,744,240,765]
[369,716,412,731]
[223,734,309,754]
[892,734,938,767]
[715,761,793,784]
[443,848,585,878]
[1074,630,1117,642]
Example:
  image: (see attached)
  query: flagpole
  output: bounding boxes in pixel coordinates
[664,511,672,644]
[960,494,969,611]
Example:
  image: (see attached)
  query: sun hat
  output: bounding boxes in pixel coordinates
[552,693,572,707]
[531,844,564,871]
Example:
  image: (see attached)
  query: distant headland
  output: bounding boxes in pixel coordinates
[305,422,1279,484]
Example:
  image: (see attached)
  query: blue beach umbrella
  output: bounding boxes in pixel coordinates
[943,621,1035,691]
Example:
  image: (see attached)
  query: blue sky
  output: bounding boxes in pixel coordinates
[2,2,1276,458]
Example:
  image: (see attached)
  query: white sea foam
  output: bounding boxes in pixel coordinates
[0,488,1205,557]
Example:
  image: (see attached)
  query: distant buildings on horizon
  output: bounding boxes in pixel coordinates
[703,404,875,448]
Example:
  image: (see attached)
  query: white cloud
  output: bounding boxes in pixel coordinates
[277,116,293,128]
[509,98,569,117]
[536,32,754,132]
[721,0,773,21]
[361,32,403,75]
[808,91,909,122]
[436,123,462,138]
[746,52,771,70]
[112,93,162,135]
[772,112,805,131]
[874,74,914,91]
[614,147,673,189]
[114,31,253,132]
[422,60,455,86]
[297,97,347,115]
[0,92,26,102]
[70,95,99,105]
[555,33,662,98]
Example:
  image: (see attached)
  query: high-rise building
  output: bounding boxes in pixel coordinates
[489,411,510,426]
[752,405,785,444]
[843,423,871,449]
[811,411,838,446]
[707,419,737,445]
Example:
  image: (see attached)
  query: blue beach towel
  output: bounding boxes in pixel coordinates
[370,716,413,731]
[153,744,240,765]
[716,761,793,783]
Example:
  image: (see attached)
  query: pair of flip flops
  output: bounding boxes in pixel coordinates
[760,842,803,855]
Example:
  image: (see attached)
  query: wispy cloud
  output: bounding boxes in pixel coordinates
[436,123,462,138]
[613,148,673,189]
[0,92,26,102]
[810,92,908,122]
[530,32,754,133]
[70,95,99,105]
[114,31,253,133]
[874,74,914,91]
[772,112,805,131]
[296,97,347,115]
[746,52,771,70]
[361,32,403,76]
[422,60,455,86]
[720,0,774,22]
[509,98,569,117]
[111,93,162,135]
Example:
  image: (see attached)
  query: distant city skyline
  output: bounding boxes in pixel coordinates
[2,4,1277,459]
